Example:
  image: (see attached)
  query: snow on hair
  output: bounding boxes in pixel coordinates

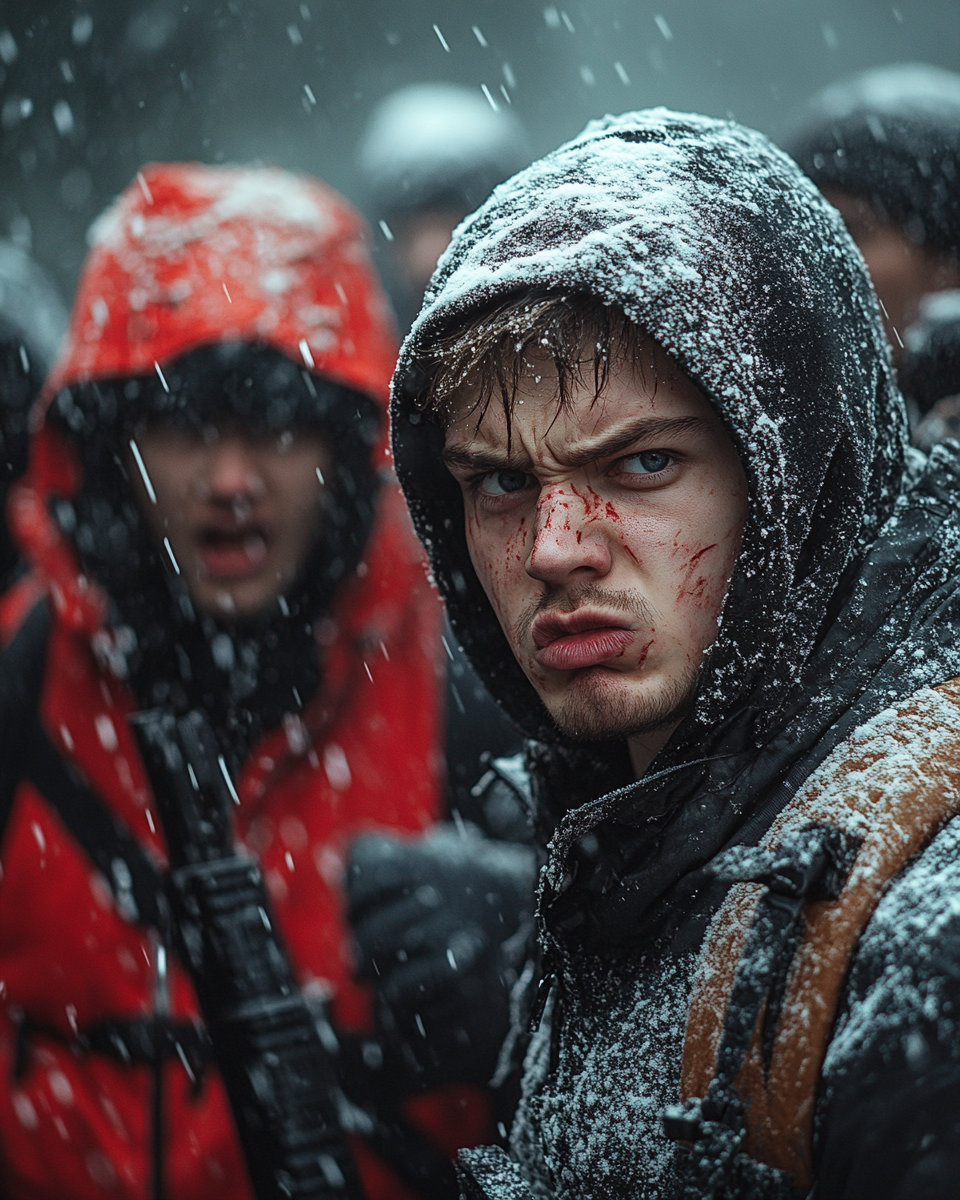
[415,289,659,432]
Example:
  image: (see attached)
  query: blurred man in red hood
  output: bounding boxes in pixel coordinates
[0,164,489,1200]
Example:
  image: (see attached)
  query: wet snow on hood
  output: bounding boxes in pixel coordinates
[392,108,903,748]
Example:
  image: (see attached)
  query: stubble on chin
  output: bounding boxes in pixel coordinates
[514,581,699,741]
[546,658,701,743]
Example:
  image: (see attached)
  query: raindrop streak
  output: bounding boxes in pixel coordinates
[316,466,325,485]
[136,171,153,204]
[218,756,241,805]
[432,24,450,52]
[654,14,674,40]
[615,61,630,85]
[472,25,488,47]
[500,85,512,105]
[303,83,316,105]
[299,338,315,368]
[363,663,373,683]
[222,283,232,303]
[128,440,157,504]
[440,635,455,662]
[162,537,180,575]
[154,361,169,392]
[378,219,394,242]
[481,84,499,112]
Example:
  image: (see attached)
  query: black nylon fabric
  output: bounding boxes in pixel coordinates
[390,109,960,950]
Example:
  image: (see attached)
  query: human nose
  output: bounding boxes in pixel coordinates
[201,438,266,502]
[525,484,612,586]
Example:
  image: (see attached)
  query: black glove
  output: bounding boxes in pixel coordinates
[346,826,537,1090]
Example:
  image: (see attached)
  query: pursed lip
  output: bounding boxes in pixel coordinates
[531,607,639,671]
[532,607,636,649]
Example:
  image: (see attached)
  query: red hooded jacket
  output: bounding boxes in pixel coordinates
[0,164,485,1200]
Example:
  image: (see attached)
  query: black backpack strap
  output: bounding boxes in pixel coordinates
[0,596,165,930]
[0,598,51,847]
[22,721,167,929]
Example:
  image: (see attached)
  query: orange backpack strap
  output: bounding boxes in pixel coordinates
[666,678,960,1194]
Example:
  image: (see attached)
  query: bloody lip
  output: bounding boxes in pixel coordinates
[196,528,269,580]
[532,609,637,671]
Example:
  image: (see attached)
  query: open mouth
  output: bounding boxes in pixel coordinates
[196,526,270,580]
[532,608,637,671]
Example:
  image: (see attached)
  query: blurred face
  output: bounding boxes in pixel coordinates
[129,421,330,620]
[825,190,960,355]
[443,351,748,776]
[393,207,466,294]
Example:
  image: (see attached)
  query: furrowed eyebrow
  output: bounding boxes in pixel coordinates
[561,416,713,466]
[442,415,712,473]
[440,446,532,473]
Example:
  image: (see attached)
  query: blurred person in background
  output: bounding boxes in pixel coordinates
[903,290,960,450]
[357,83,529,335]
[0,241,67,583]
[357,83,530,827]
[788,63,960,439]
[0,162,514,1200]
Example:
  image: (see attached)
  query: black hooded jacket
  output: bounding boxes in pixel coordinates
[392,109,960,1198]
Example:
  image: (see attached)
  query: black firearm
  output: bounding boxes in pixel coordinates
[132,708,365,1200]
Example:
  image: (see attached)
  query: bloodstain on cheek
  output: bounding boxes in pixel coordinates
[604,501,620,522]
[677,543,719,602]
[679,575,709,603]
[636,638,655,667]
[687,543,718,569]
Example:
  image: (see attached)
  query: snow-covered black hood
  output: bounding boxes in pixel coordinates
[393,108,903,750]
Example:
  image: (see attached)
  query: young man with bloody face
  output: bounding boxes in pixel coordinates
[384,111,960,1199]
[440,322,747,774]
[0,164,496,1200]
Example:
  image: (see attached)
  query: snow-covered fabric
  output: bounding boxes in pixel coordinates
[47,162,396,403]
[394,108,904,748]
[391,110,960,1198]
[788,63,960,254]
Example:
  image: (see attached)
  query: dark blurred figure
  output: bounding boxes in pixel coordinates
[357,83,530,824]
[348,87,536,1132]
[789,63,960,360]
[357,83,529,334]
[906,289,960,449]
[0,241,67,580]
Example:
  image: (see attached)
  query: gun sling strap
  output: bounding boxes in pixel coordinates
[665,676,960,1196]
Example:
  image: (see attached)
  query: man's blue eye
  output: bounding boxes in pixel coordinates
[621,450,671,475]
[481,470,529,496]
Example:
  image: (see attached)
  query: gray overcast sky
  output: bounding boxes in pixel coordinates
[1,0,958,300]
